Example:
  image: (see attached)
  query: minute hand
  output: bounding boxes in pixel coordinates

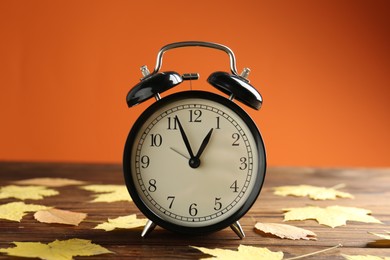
[175,116,195,159]
[195,128,214,159]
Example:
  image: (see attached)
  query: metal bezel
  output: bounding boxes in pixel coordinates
[123,90,266,235]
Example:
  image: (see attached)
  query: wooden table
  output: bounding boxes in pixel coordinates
[0,162,389,259]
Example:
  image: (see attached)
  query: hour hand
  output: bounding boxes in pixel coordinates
[195,128,213,159]
[175,116,195,159]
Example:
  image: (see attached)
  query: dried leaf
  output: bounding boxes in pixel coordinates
[254,222,317,240]
[0,185,58,200]
[191,245,283,260]
[273,184,354,200]
[34,208,87,226]
[367,231,390,247]
[283,206,382,228]
[94,214,148,231]
[14,178,85,187]
[81,185,132,203]
[0,202,50,222]
[342,254,390,260]
[0,238,112,260]
[370,231,390,240]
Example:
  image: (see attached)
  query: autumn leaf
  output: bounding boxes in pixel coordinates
[283,206,382,228]
[81,185,132,203]
[367,231,390,247]
[94,214,148,231]
[0,202,50,222]
[342,254,390,260]
[34,208,87,226]
[0,238,113,260]
[191,245,283,260]
[14,178,85,187]
[0,185,58,200]
[254,222,317,240]
[273,184,354,200]
[369,231,390,240]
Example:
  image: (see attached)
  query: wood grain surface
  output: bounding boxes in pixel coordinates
[0,162,389,259]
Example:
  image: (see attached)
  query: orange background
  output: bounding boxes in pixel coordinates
[1,0,389,167]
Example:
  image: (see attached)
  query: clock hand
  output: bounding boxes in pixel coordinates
[175,116,195,159]
[195,128,213,159]
[170,147,190,160]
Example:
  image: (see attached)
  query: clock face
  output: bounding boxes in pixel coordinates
[123,91,266,234]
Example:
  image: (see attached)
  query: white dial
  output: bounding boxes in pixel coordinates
[126,91,264,231]
[124,91,266,234]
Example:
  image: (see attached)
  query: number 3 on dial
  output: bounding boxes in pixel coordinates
[123,91,266,237]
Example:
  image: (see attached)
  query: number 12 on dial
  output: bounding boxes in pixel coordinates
[123,91,266,238]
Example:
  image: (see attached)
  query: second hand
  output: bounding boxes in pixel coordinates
[170,147,190,160]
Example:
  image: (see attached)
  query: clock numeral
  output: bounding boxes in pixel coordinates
[167,117,178,130]
[232,133,240,146]
[230,180,239,193]
[214,197,222,211]
[150,134,162,147]
[189,109,202,123]
[239,157,248,170]
[167,196,175,209]
[216,116,221,129]
[148,179,157,192]
[189,203,198,216]
[140,155,150,168]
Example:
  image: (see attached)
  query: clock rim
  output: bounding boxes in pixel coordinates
[123,90,266,235]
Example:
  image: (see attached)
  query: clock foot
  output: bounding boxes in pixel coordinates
[230,221,245,239]
[141,220,157,238]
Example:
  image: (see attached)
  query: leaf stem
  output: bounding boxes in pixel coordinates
[285,244,342,260]
[82,220,102,223]
[330,183,346,190]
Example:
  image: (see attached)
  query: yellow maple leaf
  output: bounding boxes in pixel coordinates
[191,245,283,260]
[0,185,58,200]
[94,214,148,231]
[369,231,390,240]
[367,231,390,247]
[273,184,354,200]
[81,185,132,203]
[34,208,87,226]
[14,178,86,187]
[254,222,317,240]
[0,238,112,260]
[342,254,390,260]
[0,202,50,222]
[283,206,382,228]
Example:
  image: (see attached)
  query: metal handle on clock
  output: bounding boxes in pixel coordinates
[152,41,240,76]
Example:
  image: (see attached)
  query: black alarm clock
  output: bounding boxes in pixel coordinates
[123,41,266,239]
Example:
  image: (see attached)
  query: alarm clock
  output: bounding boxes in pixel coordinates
[123,41,266,239]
